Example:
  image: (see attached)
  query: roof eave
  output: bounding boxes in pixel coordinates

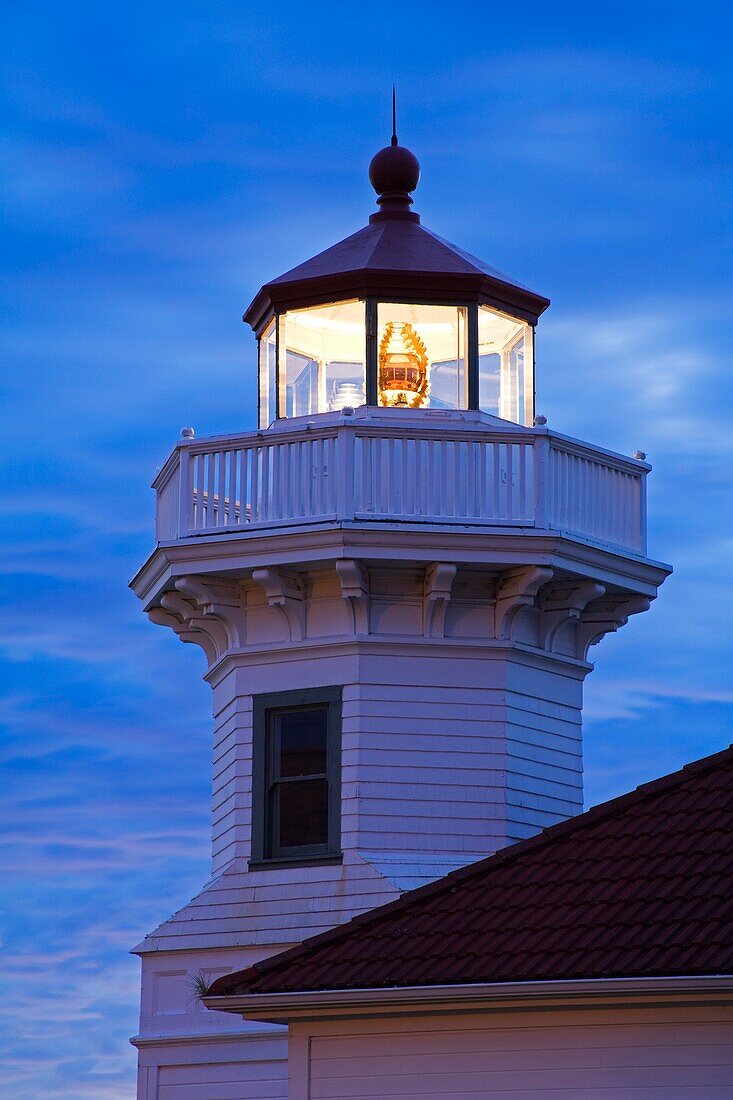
[204,974,733,1024]
[244,272,549,336]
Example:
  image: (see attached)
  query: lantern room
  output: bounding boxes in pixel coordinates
[245,131,548,429]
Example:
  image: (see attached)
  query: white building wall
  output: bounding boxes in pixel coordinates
[134,550,669,1100]
[135,579,591,1097]
[207,634,586,880]
[138,1033,287,1100]
[211,671,253,875]
[297,1003,733,1100]
[343,647,585,860]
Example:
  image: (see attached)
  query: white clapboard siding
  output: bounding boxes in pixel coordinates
[158,1059,286,1100]
[205,648,584,878]
[305,1006,733,1100]
[139,856,403,953]
[340,662,583,857]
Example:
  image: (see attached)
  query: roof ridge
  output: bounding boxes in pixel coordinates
[213,741,733,996]
[270,220,386,284]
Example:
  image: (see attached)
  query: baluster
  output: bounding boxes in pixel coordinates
[227,448,236,525]
[177,447,192,537]
[246,447,254,524]
[425,437,435,518]
[505,445,515,519]
[476,440,485,520]
[288,440,295,519]
[403,436,413,518]
[451,438,459,517]
[189,451,198,528]
[438,438,447,518]
[312,436,319,519]
[302,439,311,517]
[260,443,270,523]
[456,441,466,518]
[360,434,370,514]
[216,449,225,527]
[203,450,213,529]
[624,471,632,548]
[491,441,500,519]
[238,447,247,526]
[381,436,390,515]
[562,451,571,532]
[518,443,527,520]
[336,424,354,522]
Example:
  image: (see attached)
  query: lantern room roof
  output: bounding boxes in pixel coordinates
[244,137,550,334]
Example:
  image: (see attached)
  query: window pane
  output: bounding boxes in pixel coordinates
[502,335,525,423]
[284,351,319,418]
[274,707,328,777]
[478,352,500,414]
[377,303,467,410]
[258,321,276,429]
[281,301,366,416]
[478,306,533,425]
[278,777,328,848]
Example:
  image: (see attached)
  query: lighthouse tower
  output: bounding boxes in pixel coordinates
[130,131,670,1098]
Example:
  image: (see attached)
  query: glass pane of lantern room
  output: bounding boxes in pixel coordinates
[279,301,366,418]
[377,304,468,409]
[258,320,277,428]
[478,306,534,425]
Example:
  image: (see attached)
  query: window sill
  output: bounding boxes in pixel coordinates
[247,853,343,871]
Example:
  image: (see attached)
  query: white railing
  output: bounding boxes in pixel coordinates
[152,417,648,555]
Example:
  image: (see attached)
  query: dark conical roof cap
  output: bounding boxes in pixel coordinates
[243,99,550,333]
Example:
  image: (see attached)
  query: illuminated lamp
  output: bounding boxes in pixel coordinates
[378,321,429,408]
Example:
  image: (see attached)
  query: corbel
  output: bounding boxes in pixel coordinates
[175,576,246,649]
[423,562,457,639]
[494,566,553,639]
[335,559,369,635]
[538,581,606,651]
[251,567,305,642]
[160,591,230,660]
[576,596,651,660]
[147,606,218,666]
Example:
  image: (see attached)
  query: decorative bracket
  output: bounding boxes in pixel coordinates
[423,562,457,639]
[494,566,553,639]
[147,576,247,665]
[251,567,305,642]
[576,596,652,660]
[148,606,219,666]
[538,581,606,652]
[336,559,369,635]
[174,576,246,649]
[161,590,231,658]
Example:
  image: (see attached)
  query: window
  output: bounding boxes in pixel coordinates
[278,301,366,417]
[377,303,468,410]
[258,320,277,429]
[477,305,534,425]
[251,687,342,864]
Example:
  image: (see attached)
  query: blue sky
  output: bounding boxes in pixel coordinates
[2,1,732,1095]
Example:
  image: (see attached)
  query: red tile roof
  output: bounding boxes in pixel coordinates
[209,744,733,998]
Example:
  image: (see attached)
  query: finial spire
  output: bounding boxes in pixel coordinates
[368,91,420,221]
[391,85,397,146]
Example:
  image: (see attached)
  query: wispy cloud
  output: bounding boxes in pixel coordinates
[2,5,731,1096]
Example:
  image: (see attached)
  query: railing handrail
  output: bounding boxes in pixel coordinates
[152,418,648,555]
[543,430,650,477]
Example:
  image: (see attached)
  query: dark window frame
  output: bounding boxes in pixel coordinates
[250,686,342,867]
